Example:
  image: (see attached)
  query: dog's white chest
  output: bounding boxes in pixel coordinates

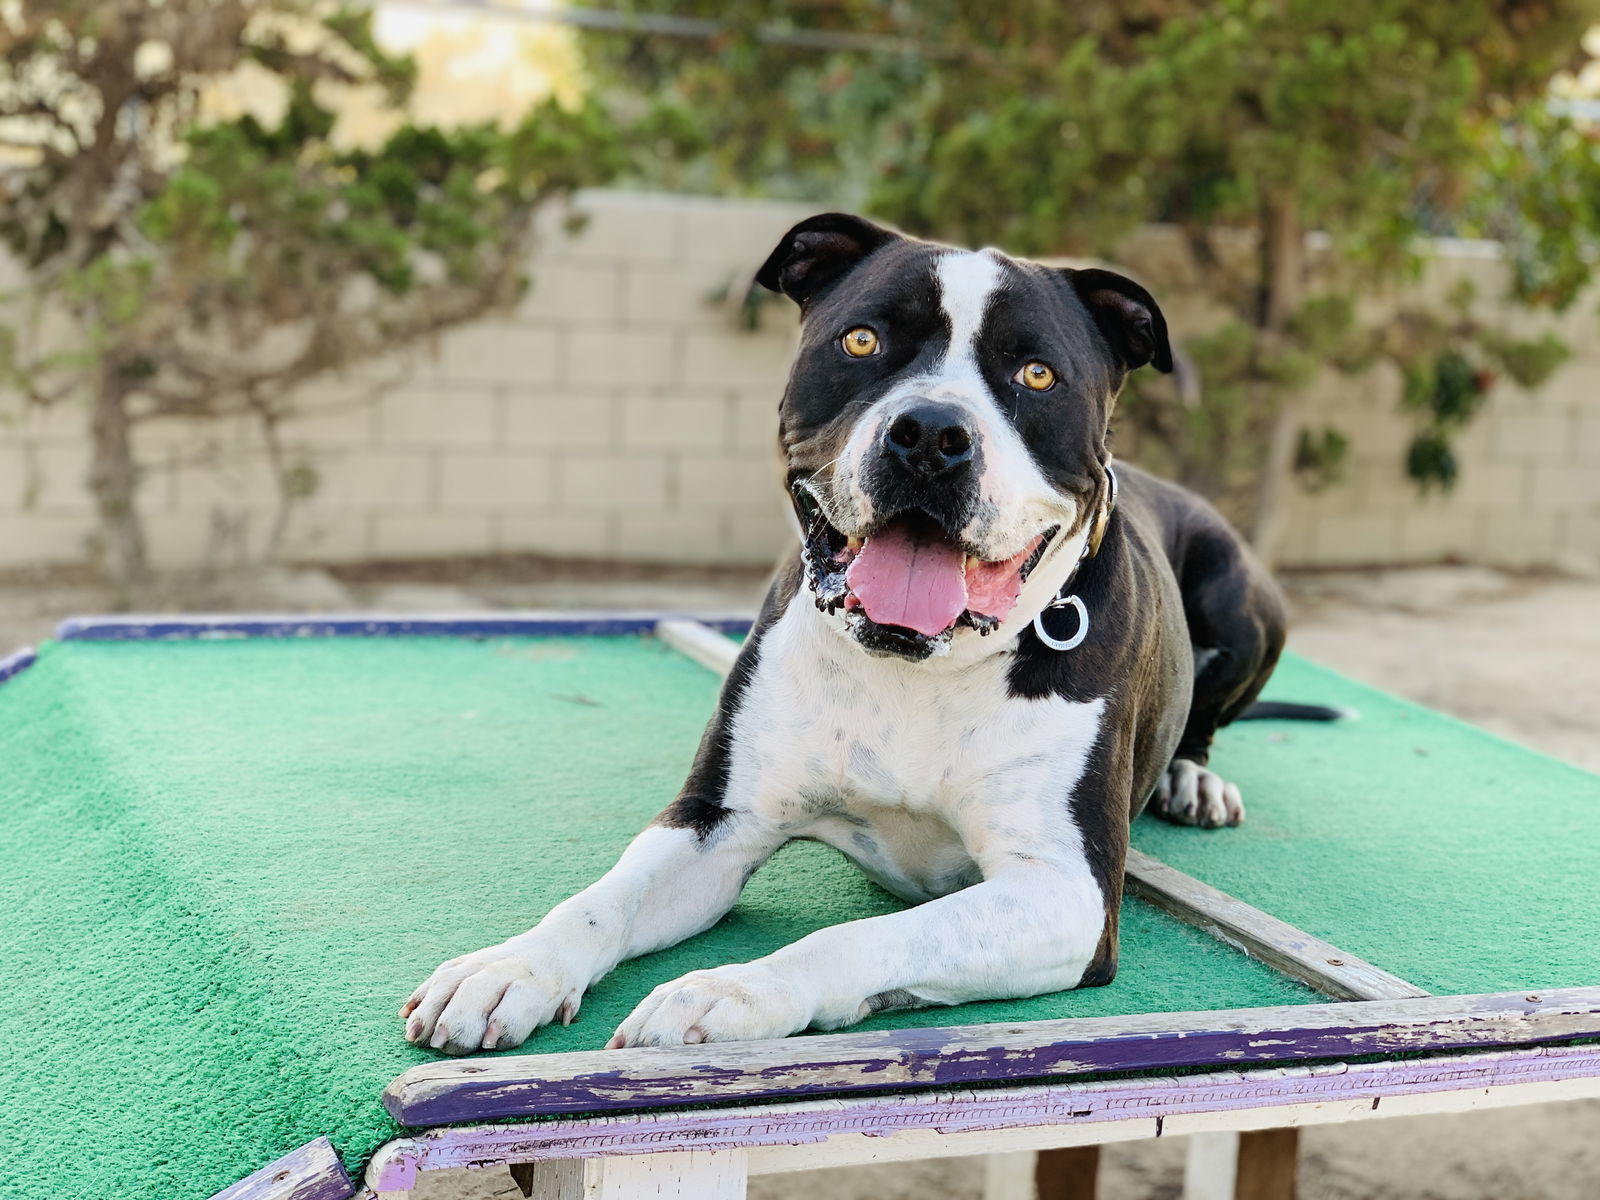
[726,600,1106,900]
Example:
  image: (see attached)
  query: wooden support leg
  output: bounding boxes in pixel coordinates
[1035,1146,1101,1200]
[1183,1129,1299,1200]
[982,1147,1100,1200]
[1233,1129,1298,1200]
[511,1150,748,1200]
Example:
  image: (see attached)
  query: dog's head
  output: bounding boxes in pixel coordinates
[757,213,1173,662]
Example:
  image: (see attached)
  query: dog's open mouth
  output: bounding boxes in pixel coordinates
[796,487,1055,653]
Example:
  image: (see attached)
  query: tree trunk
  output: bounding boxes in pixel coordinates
[1249,187,1304,564]
[89,365,150,605]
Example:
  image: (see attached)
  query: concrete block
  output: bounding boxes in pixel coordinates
[1561,513,1600,555]
[1480,511,1563,567]
[681,329,795,388]
[278,511,372,563]
[614,512,730,563]
[301,449,432,508]
[371,512,497,557]
[1539,361,1600,411]
[503,388,616,450]
[673,453,782,508]
[679,196,818,267]
[375,386,497,449]
[168,452,285,514]
[0,512,93,565]
[143,513,218,569]
[0,443,32,508]
[1302,512,1401,566]
[437,453,555,510]
[1490,412,1572,460]
[518,259,624,322]
[425,322,560,386]
[496,513,615,558]
[1452,459,1528,507]
[279,383,382,447]
[726,507,792,563]
[564,329,678,386]
[1574,410,1600,464]
[729,391,781,452]
[1529,463,1600,511]
[618,394,727,452]
[1272,512,1321,565]
[6,399,86,444]
[556,455,669,511]
[1396,510,1483,561]
[557,192,687,264]
[621,263,741,327]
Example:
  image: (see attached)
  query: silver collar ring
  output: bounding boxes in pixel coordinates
[1033,593,1090,652]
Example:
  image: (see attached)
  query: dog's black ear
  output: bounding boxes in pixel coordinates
[1061,268,1174,375]
[757,213,899,306]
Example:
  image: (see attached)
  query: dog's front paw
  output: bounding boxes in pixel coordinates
[400,938,584,1055]
[1152,758,1244,828]
[606,962,812,1048]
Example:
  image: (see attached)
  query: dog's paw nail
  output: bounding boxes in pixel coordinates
[604,1032,625,1050]
[683,1027,705,1045]
[557,996,580,1026]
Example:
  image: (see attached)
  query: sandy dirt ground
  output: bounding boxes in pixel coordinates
[3,558,1597,1199]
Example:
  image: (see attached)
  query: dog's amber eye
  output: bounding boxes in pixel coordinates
[1017,361,1057,390]
[841,327,880,357]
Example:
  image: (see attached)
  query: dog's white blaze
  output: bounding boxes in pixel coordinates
[930,251,1078,553]
[937,249,1004,364]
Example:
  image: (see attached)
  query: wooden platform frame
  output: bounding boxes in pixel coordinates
[14,612,1594,1200]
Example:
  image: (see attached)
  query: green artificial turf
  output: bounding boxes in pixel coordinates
[0,635,1311,1200]
[1133,652,1600,996]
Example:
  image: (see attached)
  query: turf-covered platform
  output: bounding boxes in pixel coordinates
[2,616,1598,1200]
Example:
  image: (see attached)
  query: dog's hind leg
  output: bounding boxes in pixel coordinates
[1151,528,1287,829]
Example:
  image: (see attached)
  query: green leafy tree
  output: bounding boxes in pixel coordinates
[588,0,1595,556]
[0,0,622,598]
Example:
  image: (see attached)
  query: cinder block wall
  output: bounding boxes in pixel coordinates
[0,190,1596,573]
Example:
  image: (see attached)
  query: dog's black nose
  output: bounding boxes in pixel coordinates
[882,403,976,478]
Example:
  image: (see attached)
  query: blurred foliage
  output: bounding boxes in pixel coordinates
[1465,100,1600,310]
[0,0,623,596]
[586,0,1597,546]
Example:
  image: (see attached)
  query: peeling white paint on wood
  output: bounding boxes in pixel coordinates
[365,1042,1600,1191]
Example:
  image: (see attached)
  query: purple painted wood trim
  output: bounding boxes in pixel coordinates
[384,986,1600,1126]
[56,611,755,642]
[209,1136,352,1200]
[0,645,36,687]
[367,1041,1600,1190]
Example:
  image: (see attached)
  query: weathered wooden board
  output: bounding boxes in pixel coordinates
[1123,851,1427,1002]
[56,612,754,642]
[208,1137,352,1200]
[367,1041,1600,1190]
[0,645,36,687]
[384,986,1600,1125]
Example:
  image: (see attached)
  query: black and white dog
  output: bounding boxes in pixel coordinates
[401,214,1290,1054]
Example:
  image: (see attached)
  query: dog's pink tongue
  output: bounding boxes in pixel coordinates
[845,523,967,637]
